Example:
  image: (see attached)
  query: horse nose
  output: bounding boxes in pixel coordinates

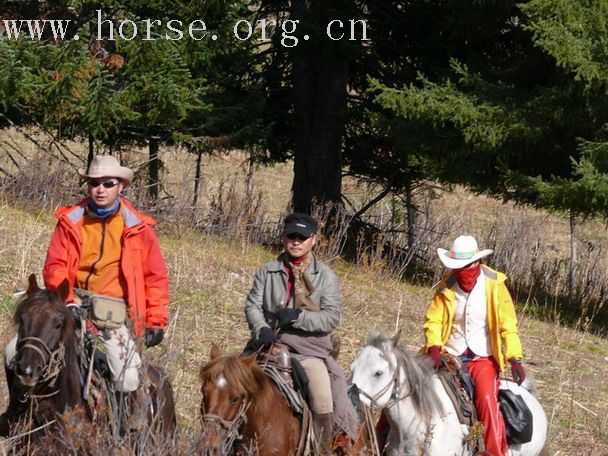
[15,358,42,383]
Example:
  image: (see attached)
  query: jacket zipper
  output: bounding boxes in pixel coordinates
[84,219,107,290]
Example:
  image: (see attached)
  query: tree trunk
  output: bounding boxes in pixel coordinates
[87,132,95,170]
[568,210,577,304]
[193,147,203,207]
[290,0,349,213]
[148,137,160,200]
[405,183,415,251]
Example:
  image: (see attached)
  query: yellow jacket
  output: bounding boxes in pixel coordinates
[423,265,522,372]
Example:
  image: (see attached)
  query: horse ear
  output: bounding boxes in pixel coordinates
[210,343,222,360]
[391,329,401,345]
[55,279,71,302]
[242,352,256,366]
[26,274,39,296]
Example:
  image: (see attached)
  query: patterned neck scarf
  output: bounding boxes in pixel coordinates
[285,254,318,311]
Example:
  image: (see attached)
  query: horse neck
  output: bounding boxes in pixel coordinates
[247,369,282,414]
[55,335,82,412]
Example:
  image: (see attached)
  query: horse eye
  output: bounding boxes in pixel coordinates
[374,371,383,377]
[229,396,241,405]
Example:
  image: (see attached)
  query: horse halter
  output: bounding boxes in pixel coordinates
[202,399,251,450]
[357,355,412,412]
[15,336,66,389]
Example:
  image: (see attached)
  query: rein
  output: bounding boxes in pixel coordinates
[202,399,251,450]
[358,355,413,412]
[15,337,66,388]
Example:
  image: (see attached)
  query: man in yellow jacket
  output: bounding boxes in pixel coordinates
[423,235,527,456]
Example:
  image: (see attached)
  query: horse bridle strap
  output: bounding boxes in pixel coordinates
[203,399,251,448]
[359,361,413,411]
[16,337,66,387]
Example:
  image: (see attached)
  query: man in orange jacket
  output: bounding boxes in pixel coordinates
[4,155,169,428]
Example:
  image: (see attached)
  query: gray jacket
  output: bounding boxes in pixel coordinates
[245,253,342,339]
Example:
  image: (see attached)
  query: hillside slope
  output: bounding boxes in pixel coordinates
[0,204,606,454]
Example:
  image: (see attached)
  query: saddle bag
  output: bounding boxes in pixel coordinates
[90,295,127,330]
[499,388,533,445]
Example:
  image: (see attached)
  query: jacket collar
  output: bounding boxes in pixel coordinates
[267,252,320,274]
[437,264,504,294]
[56,197,157,231]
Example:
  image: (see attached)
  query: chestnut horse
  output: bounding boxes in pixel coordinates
[199,344,302,455]
[1,274,176,447]
[199,344,373,455]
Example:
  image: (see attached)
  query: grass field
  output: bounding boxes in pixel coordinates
[0,138,607,454]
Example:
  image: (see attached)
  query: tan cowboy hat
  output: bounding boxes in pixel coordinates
[437,235,493,269]
[78,155,134,188]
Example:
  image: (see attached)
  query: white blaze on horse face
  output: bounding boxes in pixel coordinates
[350,345,396,408]
[215,373,228,389]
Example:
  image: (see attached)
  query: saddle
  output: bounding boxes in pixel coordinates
[436,354,485,451]
[257,344,316,455]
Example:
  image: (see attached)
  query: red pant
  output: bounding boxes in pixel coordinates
[467,356,507,456]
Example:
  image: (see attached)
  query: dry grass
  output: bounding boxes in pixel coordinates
[0,130,607,453]
[0,204,606,454]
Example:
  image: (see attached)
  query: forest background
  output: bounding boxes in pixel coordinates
[1,0,608,454]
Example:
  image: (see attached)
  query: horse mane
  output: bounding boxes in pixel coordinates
[200,354,276,405]
[14,289,73,329]
[366,331,443,425]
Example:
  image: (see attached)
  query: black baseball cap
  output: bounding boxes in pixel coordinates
[283,213,318,238]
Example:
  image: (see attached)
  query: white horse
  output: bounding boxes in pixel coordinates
[350,331,547,456]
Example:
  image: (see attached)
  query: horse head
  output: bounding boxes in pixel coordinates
[350,330,402,410]
[12,274,74,389]
[199,344,262,451]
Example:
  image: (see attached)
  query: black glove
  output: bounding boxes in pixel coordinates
[66,304,83,330]
[277,308,302,329]
[257,327,278,347]
[145,328,164,348]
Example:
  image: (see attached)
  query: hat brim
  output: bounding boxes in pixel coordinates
[78,167,133,189]
[283,226,315,238]
[437,247,493,269]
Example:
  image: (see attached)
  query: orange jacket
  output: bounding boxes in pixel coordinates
[43,197,170,336]
[423,265,522,372]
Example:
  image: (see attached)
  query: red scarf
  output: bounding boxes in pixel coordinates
[454,263,481,293]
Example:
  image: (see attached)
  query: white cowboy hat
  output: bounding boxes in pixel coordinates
[78,155,134,188]
[437,235,493,269]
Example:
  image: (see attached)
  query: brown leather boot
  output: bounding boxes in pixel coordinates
[313,412,335,454]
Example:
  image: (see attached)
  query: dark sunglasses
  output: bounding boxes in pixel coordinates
[88,179,119,189]
[286,233,310,241]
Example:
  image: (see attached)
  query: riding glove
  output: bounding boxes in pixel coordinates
[427,345,442,369]
[145,328,164,348]
[277,308,302,329]
[257,327,278,347]
[510,359,526,385]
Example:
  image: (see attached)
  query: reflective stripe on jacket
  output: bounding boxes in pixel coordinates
[42,197,170,336]
[423,265,522,372]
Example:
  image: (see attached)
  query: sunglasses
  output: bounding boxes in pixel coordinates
[286,233,310,241]
[88,179,119,189]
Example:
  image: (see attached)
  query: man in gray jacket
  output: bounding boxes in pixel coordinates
[245,213,358,449]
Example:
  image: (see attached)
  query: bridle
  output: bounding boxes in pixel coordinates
[202,398,251,450]
[14,336,66,391]
[357,352,413,412]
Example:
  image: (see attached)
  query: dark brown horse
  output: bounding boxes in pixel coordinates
[199,345,372,455]
[1,274,176,447]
